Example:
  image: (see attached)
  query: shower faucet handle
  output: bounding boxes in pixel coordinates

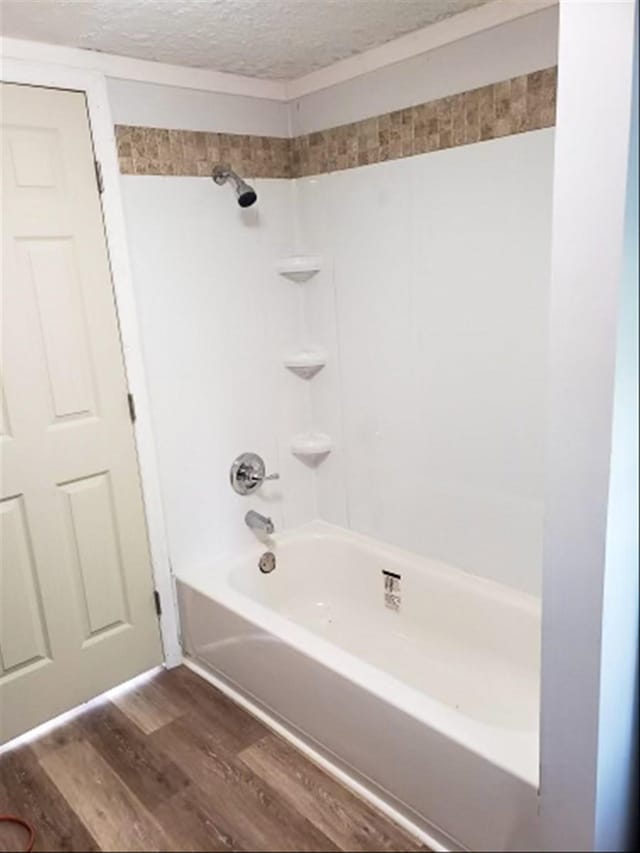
[245,470,280,486]
[230,452,279,495]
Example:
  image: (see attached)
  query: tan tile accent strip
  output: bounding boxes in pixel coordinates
[115,127,292,178]
[116,66,556,179]
[292,67,557,177]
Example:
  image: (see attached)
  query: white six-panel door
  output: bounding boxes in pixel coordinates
[0,82,163,743]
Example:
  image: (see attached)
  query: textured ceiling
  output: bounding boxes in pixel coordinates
[0,0,492,79]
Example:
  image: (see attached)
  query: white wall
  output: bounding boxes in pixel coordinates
[107,78,290,136]
[120,176,316,573]
[296,128,555,596]
[595,14,638,850]
[539,1,637,849]
[289,6,558,135]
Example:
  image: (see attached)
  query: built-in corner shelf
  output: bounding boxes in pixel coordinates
[291,432,333,463]
[283,348,327,379]
[276,256,322,283]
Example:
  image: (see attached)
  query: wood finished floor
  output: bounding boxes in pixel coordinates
[0,666,426,852]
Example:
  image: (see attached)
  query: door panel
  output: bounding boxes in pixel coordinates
[23,236,97,419]
[0,494,50,673]
[0,83,163,743]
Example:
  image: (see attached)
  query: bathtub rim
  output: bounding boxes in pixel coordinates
[227,520,542,616]
[175,520,541,787]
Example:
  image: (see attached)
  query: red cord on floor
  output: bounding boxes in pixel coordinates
[0,816,35,853]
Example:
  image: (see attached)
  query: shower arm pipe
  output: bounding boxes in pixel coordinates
[212,164,257,208]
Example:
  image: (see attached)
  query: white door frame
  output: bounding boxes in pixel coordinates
[1,59,181,668]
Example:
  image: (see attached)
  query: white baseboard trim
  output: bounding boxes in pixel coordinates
[183,655,460,852]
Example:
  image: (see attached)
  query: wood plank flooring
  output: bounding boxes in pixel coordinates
[0,666,426,852]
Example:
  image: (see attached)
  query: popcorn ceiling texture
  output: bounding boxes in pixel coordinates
[116,67,557,178]
[1,0,492,80]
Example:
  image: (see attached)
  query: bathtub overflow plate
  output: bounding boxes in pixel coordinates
[259,551,276,574]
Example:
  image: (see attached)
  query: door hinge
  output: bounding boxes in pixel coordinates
[127,392,136,423]
[94,158,104,194]
[153,590,162,617]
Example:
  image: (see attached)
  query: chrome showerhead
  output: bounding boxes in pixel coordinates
[212,164,258,207]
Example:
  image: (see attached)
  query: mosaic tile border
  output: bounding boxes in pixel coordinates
[115,127,292,178]
[116,66,556,179]
[292,66,557,177]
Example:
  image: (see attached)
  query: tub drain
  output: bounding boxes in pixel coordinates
[259,551,276,574]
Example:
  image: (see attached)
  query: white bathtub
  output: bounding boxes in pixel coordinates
[177,521,541,851]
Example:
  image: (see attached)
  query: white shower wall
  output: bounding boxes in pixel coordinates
[296,129,555,596]
[121,177,316,572]
[121,130,554,596]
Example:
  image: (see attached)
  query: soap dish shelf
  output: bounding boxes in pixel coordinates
[283,349,327,379]
[291,432,332,462]
[276,256,322,282]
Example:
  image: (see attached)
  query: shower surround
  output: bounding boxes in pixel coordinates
[298,127,554,595]
[120,63,555,851]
